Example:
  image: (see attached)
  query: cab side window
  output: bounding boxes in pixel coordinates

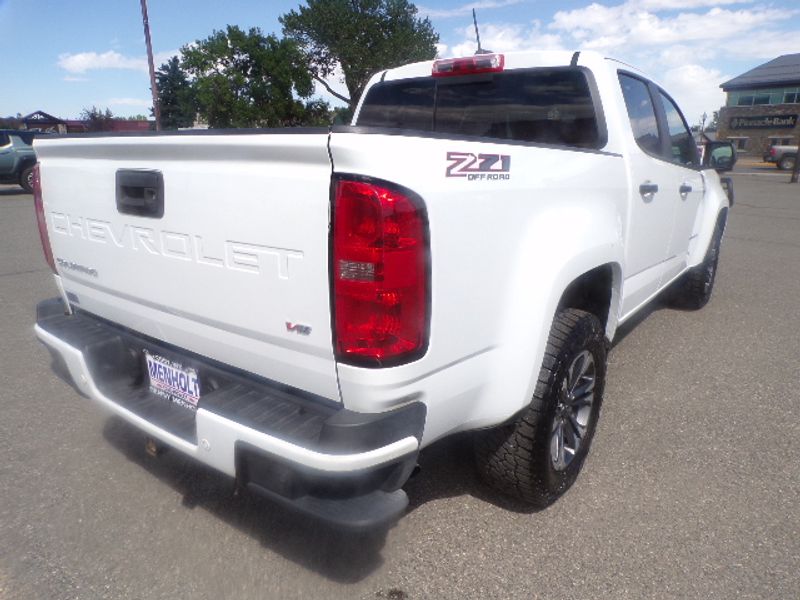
[658,91,699,167]
[0,132,10,147]
[618,74,661,155]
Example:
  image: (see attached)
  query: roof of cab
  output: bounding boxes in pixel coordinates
[380,50,615,82]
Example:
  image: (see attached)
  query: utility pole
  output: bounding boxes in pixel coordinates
[140,0,161,131]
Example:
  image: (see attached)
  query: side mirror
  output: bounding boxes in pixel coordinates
[702,141,737,172]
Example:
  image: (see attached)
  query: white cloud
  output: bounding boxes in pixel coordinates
[725,28,800,60]
[658,45,715,68]
[631,7,786,45]
[57,49,177,74]
[107,97,152,108]
[154,50,179,66]
[437,1,798,119]
[634,0,750,9]
[419,0,524,19]
[58,50,145,73]
[549,3,793,50]
[448,22,566,57]
[662,64,728,125]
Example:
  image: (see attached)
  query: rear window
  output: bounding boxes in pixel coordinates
[356,68,603,149]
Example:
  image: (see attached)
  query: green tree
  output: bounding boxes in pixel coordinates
[180,25,316,128]
[331,105,354,125]
[280,0,438,107]
[301,99,334,126]
[80,106,114,132]
[155,56,196,129]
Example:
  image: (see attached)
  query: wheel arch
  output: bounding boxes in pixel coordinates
[690,173,731,268]
[17,156,37,179]
[557,262,622,342]
[474,202,624,431]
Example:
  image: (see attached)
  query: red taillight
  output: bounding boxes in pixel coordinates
[332,179,429,366]
[432,54,504,77]
[770,147,777,157]
[32,163,56,273]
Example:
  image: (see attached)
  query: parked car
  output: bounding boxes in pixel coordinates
[764,144,797,170]
[33,50,734,529]
[0,130,37,192]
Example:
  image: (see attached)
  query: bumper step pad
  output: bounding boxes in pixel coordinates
[36,300,335,446]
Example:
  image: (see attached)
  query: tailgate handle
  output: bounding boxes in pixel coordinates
[116,170,164,218]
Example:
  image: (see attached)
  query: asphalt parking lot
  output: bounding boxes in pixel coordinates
[1,163,798,599]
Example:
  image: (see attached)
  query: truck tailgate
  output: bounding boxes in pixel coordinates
[35,131,339,401]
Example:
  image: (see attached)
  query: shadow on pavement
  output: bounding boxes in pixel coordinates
[404,433,544,515]
[100,419,545,582]
[102,417,388,584]
[0,187,29,197]
[610,297,663,348]
[95,297,671,581]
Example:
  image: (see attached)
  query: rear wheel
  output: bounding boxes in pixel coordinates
[778,155,796,171]
[474,309,606,507]
[20,165,34,193]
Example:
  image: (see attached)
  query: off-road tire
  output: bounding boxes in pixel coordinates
[667,221,723,310]
[474,309,606,508]
[20,165,34,193]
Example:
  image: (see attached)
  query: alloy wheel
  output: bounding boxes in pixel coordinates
[550,350,596,471]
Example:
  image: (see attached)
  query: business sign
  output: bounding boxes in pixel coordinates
[729,115,798,130]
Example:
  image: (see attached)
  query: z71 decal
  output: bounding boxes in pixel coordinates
[446,152,511,180]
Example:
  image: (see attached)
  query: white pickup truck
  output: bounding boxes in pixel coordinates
[33,50,734,529]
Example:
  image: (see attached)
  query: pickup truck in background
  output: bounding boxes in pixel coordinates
[0,129,38,192]
[764,144,797,170]
[32,50,734,529]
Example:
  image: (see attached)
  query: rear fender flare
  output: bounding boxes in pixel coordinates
[692,172,731,267]
[18,156,37,173]
[474,201,623,428]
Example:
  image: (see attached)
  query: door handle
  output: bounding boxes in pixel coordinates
[639,183,659,195]
[679,184,692,195]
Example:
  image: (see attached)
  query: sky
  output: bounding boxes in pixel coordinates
[1,0,799,127]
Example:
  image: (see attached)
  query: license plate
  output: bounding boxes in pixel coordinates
[144,350,201,411]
